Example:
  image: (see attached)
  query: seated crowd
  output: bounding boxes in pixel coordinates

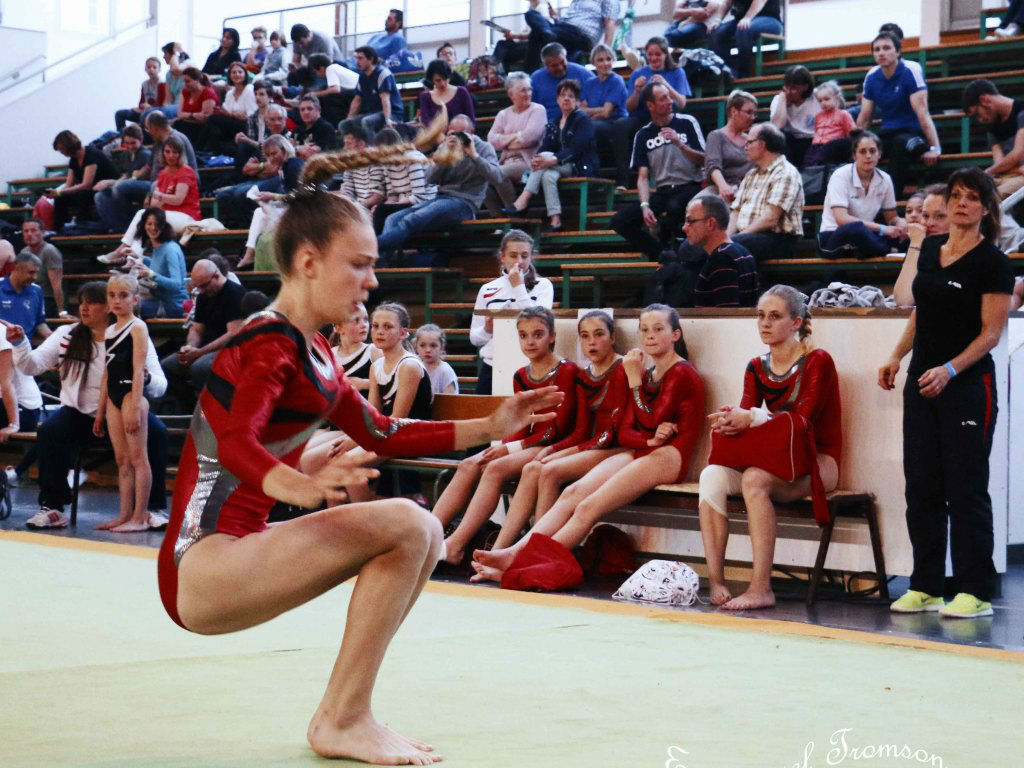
[3,8,1024,623]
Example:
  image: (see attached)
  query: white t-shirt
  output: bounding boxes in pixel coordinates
[820,163,897,233]
[223,84,258,116]
[0,333,42,411]
[327,63,359,91]
[427,360,459,395]
[770,92,820,139]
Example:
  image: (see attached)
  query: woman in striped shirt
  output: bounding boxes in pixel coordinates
[370,127,436,233]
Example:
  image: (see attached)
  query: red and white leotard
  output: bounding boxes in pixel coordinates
[618,360,705,482]
[546,359,630,453]
[157,312,456,629]
[503,359,579,449]
[740,348,842,464]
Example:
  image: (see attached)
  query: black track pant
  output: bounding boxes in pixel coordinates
[903,371,998,600]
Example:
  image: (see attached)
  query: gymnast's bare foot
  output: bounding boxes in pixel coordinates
[472,545,515,571]
[112,518,150,532]
[709,582,733,606]
[307,710,441,764]
[469,560,503,583]
[721,589,775,611]
[95,515,129,530]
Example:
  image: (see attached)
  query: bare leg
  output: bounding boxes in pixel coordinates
[698,501,732,605]
[430,454,485,528]
[113,397,151,531]
[534,449,622,520]
[237,246,255,268]
[97,405,133,530]
[177,498,444,765]
[491,460,542,551]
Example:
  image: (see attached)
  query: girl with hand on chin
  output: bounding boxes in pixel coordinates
[473,304,704,587]
[433,306,578,567]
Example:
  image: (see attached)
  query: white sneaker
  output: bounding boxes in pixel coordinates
[995,22,1021,37]
[147,511,169,529]
[97,251,127,265]
[25,508,69,528]
[67,468,88,487]
[5,466,18,485]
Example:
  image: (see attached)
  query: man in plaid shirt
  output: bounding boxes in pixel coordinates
[728,122,805,263]
[522,0,619,70]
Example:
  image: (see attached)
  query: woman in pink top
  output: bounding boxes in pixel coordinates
[803,80,856,166]
[485,71,547,213]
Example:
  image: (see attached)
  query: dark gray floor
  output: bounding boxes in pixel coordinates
[5,483,1023,654]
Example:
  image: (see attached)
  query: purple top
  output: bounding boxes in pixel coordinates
[418,85,476,127]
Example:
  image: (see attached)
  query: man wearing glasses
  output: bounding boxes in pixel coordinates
[728,122,804,264]
[160,259,246,408]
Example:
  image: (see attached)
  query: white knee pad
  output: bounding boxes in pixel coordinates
[698,464,743,517]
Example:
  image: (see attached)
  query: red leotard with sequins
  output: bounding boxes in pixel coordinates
[502,359,578,449]
[617,360,705,482]
[740,348,842,464]
[547,359,630,453]
[157,312,456,629]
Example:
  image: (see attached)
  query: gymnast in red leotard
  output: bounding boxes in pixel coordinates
[472,304,706,586]
[156,165,561,765]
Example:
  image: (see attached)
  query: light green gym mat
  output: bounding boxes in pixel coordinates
[2,533,1022,768]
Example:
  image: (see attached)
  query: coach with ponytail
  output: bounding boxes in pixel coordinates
[880,167,1013,619]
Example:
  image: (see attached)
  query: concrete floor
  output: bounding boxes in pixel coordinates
[4,481,1023,654]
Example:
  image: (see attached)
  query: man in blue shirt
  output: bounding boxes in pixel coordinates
[0,253,50,342]
[344,9,407,70]
[856,31,940,197]
[347,46,407,139]
[530,42,595,121]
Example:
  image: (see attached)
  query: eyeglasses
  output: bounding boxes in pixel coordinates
[745,137,764,146]
[684,217,709,225]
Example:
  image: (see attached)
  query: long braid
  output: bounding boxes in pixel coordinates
[300,116,447,186]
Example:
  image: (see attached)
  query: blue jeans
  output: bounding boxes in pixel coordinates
[115,108,146,131]
[94,178,152,233]
[140,105,178,125]
[711,16,784,77]
[524,9,592,70]
[377,196,476,253]
[664,21,709,48]
[141,297,185,319]
[819,221,896,260]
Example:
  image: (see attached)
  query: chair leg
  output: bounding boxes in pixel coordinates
[70,452,83,527]
[807,517,835,606]
[863,501,889,600]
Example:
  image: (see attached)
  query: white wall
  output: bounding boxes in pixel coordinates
[0,26,158,191]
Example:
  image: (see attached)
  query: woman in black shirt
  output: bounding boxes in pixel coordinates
[47,130,118,231]
[879,168,1013,619]
[202,28,241,78]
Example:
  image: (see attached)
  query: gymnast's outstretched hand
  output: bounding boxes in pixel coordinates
[487,385,563,438]
[263,451,381,508]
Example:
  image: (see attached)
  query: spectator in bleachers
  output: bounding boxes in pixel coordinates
[530,42,596,122]
[244,27,269,71]
[613,37,690,191]
[486,71,547,213]
[133,208,188,319]
[94,111,197,236]
[376,115,504,258]
[803,80,854,167]
[610,81,705,261]
[700,285,840,609]
[114,56,164,132]
[203,250,243,286]
[202,28,242,79]
[469,229,553,395]
[140,43,189,124]
[259,32,289,86]
[769,65,818,168]
[231,84,282,174]
[217,132,297,226]
[708,0,784,78]
[125,136,200,249]
[0,252,51,341]
[172,67,219,147]
[290,24,343,67]
[0,238,14,278]
[728,122,803,262]
[433,42,468,87]
[520,0,617,72]
[703,90,756,204]
[294,94,342,160]
[818,131,904,260]
[161,258,246,406]
[418,60,476,128]
[8,281,169,529]
[347,46,406,140]
[415,324,458,395]
[503,79,598,231]
[880,168,1013,619]
[307,53,359,125]
[683,195,758,307]
[235,147,304,270]
[354,8,408,65]
[994,0,1024,37]
[580,43,628,186]
[201,61,256,153]
[18,218,64,317]
[893,183,953,307]
[371,127,435,233]
[665,0,721,48]
[46,130,118,232]
[855,31,940,198]
[962,79,1024,199]
[904,189,924,227]
[94,125,152,196]
[339,121,386,211]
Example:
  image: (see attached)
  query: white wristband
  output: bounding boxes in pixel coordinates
[506,440,524,453]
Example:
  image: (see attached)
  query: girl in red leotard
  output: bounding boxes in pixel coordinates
[156,163,561,765]
[432,306,578,566]
[472,304,705,585]
[487,310,630,553]
[699,284,841,611]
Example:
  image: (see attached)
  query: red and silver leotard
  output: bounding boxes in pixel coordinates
[546,359,629,453]
[618,360,705,483]
[502,359,579,449]
[740,348,842,464]
[157,312,456,629]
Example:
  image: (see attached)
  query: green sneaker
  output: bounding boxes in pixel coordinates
[939,593,993,619]
[890,590,944,613]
